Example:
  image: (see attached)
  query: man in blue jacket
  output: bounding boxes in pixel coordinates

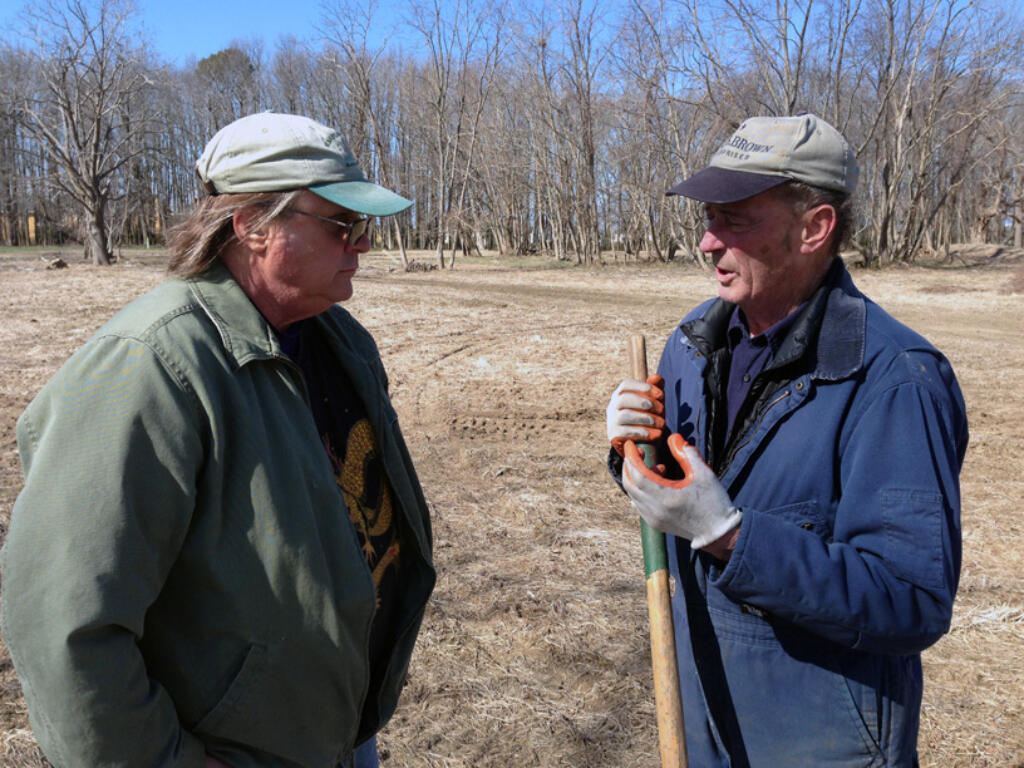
[606,114,968,766]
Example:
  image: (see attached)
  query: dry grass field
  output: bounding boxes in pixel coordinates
[1,246,1022,767]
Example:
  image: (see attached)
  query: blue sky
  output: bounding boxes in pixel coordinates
[0,0,360,67]
[11,0,1022,71]
[136,0,326,65]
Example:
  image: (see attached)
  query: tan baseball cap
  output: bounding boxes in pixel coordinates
[667,114,858,203]
[196,113,413,216]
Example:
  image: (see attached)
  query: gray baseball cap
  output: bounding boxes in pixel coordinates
[667,114,858,203]
[196,113,413,216]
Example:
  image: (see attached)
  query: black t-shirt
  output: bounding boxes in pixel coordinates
[284,320,406,707]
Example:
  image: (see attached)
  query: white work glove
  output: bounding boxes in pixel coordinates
[622,433,743,549]
[606,375,665,456]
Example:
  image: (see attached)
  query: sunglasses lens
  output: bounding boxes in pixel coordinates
[351,219,370,241]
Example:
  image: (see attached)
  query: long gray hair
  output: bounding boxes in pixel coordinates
[167,190,302,277]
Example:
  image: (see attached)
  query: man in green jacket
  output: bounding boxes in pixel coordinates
[1,113,436,768]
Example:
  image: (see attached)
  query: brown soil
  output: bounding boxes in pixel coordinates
[1,247,1022,767]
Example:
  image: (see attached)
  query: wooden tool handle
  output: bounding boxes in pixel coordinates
[629,334,650,382]
[629,334,688,768]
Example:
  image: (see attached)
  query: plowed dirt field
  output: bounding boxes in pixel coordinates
[2,247,1021,767]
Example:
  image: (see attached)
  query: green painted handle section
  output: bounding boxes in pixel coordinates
[642,520,668,578]
[637,442,669,578]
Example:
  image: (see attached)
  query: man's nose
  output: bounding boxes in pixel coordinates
[346,233,371,255]
[699,227,723,253]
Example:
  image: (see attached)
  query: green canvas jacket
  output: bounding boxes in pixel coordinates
[1,264,435,768]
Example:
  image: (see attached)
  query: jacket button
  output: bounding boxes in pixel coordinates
[800,522,814,531]
[795,381,805,390]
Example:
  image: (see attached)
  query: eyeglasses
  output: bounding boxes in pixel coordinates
[284,208,372,242]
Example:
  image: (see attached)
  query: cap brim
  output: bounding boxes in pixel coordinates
[309,180,413,217]
[666,167,789,204]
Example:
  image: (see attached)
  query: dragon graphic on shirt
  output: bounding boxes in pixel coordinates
[323,418,400,591]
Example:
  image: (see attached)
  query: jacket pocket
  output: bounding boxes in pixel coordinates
[702,573,889,765]
[837,647,922,764]
[190,640,356,766]
[763,498,830,537]
[192,643,268,736]
[716,626,887,766]
[881,488,944,590]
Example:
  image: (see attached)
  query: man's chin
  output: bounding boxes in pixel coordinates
[331,276,356,303]
[717,284,742,304]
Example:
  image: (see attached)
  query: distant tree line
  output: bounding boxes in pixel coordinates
[2,0,1023,267]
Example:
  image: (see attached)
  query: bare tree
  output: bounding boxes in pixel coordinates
[193,42,266,130]
[408,0,505,269]
[322,0,418,268]
[519,7,595,264]
[0,47,36,246]
[616,0,714,263]
[16,0,159,264]
[849,0,1024,264]
[5,0,1024,266]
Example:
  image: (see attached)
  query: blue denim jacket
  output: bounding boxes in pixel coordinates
[657,261,967,767]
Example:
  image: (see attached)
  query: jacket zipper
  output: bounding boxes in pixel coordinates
[720,388,793,477]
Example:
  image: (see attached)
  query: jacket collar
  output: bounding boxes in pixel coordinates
[188,262,285,368]
[812,259,866,381]
[682,257,866,381]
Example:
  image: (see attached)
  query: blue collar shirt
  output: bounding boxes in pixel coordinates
[724,305,804,437]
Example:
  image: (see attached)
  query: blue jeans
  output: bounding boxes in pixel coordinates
[338,735,379,768]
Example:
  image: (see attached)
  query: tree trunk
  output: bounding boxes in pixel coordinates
[394,218,410,270]
[86,203,112,265]
[647,208,664,262]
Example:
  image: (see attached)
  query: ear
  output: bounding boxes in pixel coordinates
[233,206,268,253]
[800,204,837,254]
